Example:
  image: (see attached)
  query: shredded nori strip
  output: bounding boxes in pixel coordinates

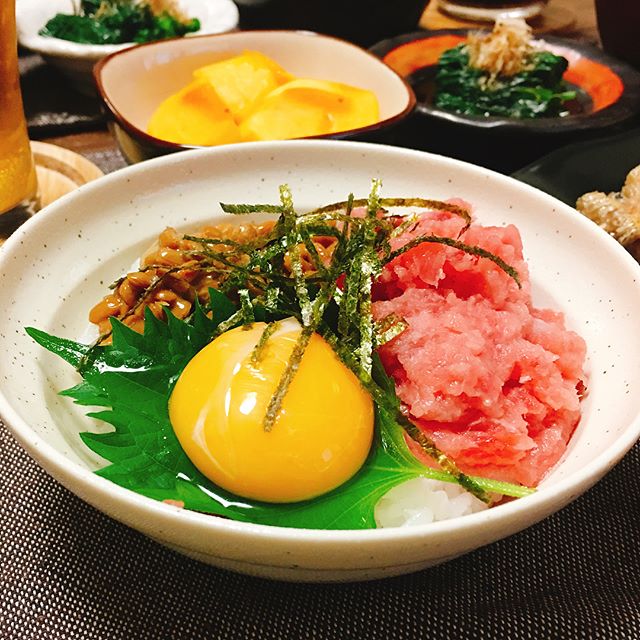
[262,278,338,432]
[307,197,472,228]
[238,289,255,325]
[374,314,408,347]
[386,234,521,287]
[263,325,313,432]
[251,321,279,365]
[220,203,285,215]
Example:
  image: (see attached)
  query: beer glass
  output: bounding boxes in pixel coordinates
[0,0,37,217]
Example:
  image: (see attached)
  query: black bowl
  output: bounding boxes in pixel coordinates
[512,127,640,206]
[370,30,640,173]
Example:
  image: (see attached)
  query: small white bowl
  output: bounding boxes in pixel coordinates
[16,0,239,94]
[1,140,640,582]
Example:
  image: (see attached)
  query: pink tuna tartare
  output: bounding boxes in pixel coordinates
[374,203,587,487]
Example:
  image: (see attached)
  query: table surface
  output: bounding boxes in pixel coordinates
[6,1,640,639]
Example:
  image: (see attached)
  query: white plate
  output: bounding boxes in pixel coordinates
[16,0,239,94]
[2,140,640,582]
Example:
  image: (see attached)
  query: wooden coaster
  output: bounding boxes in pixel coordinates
[0,141,103,246]
[420,0,577,35]
[31,140,104,209]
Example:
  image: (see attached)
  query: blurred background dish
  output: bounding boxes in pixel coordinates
[232,0,427,48]
[16,0,239,95]
[436,0,548,21]
[370,29,640,173]
[512,127,640,206]
[419,0,577,35]
[94,31,415,164]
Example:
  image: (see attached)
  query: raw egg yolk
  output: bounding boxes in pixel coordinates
[169,319,374,503]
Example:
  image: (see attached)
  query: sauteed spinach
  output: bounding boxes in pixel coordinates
[39,0,200,45]
[435,44,576,119]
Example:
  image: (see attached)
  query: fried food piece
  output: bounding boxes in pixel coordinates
[576,165,640,259]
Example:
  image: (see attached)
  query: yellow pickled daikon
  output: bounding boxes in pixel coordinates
[147,80,241,146]
[241,79,379,141]
[147,51,379,145]
[193,51,293,120]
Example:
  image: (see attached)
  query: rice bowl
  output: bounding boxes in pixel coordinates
[1,140,639,581]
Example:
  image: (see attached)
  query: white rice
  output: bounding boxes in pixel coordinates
[375,478,488,528]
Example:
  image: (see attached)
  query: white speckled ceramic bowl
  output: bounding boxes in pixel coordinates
[1,141,640,582]
[16,0,239,94]
[94,30,415,163]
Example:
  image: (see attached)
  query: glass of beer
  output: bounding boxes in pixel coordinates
[437,0,547,22]
[0,0,37,218]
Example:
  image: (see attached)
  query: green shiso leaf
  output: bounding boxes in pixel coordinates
[29,306,532,530]
[25,327,89,368]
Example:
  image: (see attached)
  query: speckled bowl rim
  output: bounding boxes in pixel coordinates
[93,30,417,152]
[369,29,640,134]
[1,140,640,550]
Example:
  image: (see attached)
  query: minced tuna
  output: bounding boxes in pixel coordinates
[373,205,586,487]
